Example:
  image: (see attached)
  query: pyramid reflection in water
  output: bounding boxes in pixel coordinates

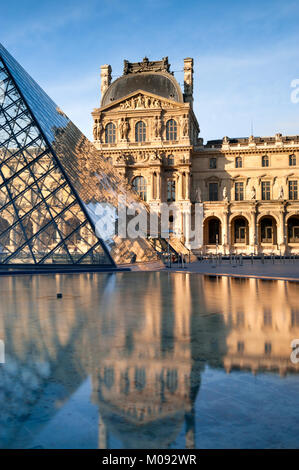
[0,44,159,267]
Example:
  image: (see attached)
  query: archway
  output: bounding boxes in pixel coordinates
[231,216,249,245]
[204,217,222,245]
[287,216,299,243]
[259,216,277,244]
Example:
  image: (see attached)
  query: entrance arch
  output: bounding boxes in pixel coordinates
[204,216,222,245]
[259,216,277,244]
[231,216,249,245]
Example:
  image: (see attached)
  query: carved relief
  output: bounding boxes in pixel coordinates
[123,56,170,75]
[119,93,175,110]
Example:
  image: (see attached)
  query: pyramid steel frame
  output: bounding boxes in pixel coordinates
[0,47,116,270]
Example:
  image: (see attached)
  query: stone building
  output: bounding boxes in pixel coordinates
[92,57,299,255]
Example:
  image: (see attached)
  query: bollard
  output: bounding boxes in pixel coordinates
[261,254,264,264]
[251,253,253,265]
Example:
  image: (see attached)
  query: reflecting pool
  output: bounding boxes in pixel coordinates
[0,272,299,449]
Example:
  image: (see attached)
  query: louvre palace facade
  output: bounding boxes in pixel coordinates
[92,57,299,255]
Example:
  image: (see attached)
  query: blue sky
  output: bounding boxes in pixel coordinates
[1,0,299,142]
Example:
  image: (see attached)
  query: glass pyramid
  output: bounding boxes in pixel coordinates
[0,44,159,267]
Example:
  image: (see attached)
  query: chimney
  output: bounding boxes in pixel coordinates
[100,64,112,100]
[184,58,194,107]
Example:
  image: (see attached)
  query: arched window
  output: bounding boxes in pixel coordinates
[135,121,146,142]
[132,176,147,201]
[262,155,269,167]
[235,156,242,168]
[105,122,116,143]
[167,155,174,166]
[166,119,177,141]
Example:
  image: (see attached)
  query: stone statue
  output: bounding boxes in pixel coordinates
[97,120,103,142]
[251,186,256,199]
[181,114,189,136]
[153,116,162,138]
[279,186,284,200]
[93,120,98,141]
[195,187,202,202]
[136,95,143,108]
[119,118,126,140]
[118,118,124,139]
[123,118,129,139]
[144,96,151,108]
[223,186,228,200]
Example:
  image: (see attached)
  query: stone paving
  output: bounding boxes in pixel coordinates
[164,258,299,281]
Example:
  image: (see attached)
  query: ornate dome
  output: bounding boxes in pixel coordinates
[101,71,183,107]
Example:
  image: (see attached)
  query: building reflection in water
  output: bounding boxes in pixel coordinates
[0,273,298,448]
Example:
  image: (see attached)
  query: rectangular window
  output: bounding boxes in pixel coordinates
[261,181,271,200]
[209,182,218,201]
[289,154,296,166]
[264,342,272,355]
[209,158,217,169]
[291,310,299,327]
[167,180,176,202]
[235,182,244,201]
[235,157,242,168]
[289,180,298,200]
[263,309,272,326]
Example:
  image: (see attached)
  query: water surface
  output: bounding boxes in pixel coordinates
[0,272,298,449]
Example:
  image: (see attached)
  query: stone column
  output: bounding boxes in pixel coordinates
[156,171,161,201]
[149,171,154,201]
[278,209,286,254]
[182,202,192,248]
[222,208,229,254]
[185,171,191,200]
[184,58,194,107]
[100,65,112,100]
[249,207,257,254]
[178,173,183,200]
